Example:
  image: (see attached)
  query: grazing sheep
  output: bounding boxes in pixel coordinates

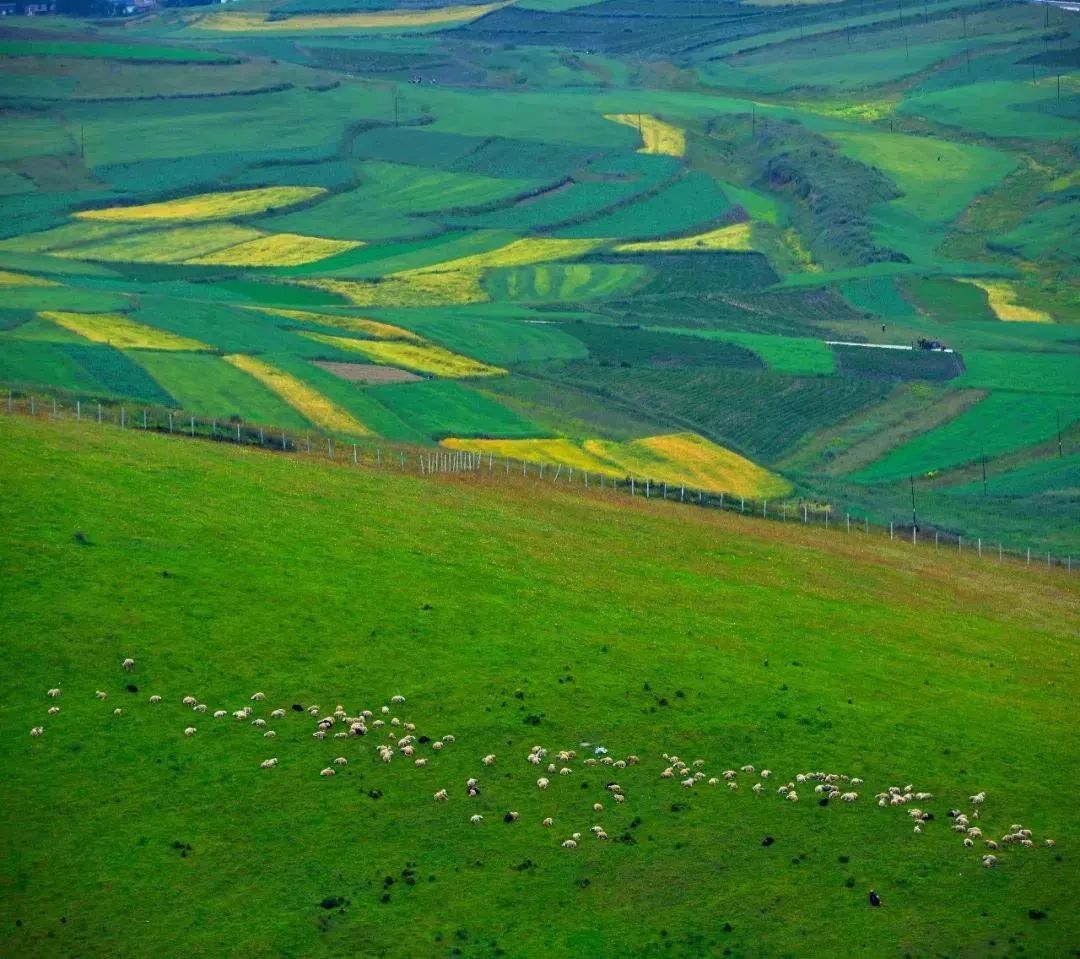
[415,758,428,768]
[193,704,207,713]
[47,706,60,716]
[1020,839,1034,848]
[308,706,320,717]
[963,838,974,848]
[432,741,444,752]
[559,767,572,776]
[47,688,61,699]
[148,695,161,704]
[728,782,739,792]
[320,768,336,777]
[470,814,483,824]
[95,691,107,701]
[850,778,864,786]
[312,730,326,740]
[264,731,276,738]
[504,811,520,822]
[1045,839,1056,848]
[182,696,197,706]
[542,818,554,827]
[778,786,790,796]
[184,727,196,737]
[708,778,720,787]
[760,770,771,779]
[527,753,542,765]
[270,709,285,719]
[251,693,266,702]
[723,770,736,780]
[113,708,123,716]
[741,765,755,774]
[841,792,859,803]
[593,803,604,812]
[482,754,496,767]
[752,782,764,795]
[122,659,135,671]
[626,755,641,765]
[913,825,922,835]
[981,855,998,868]
[30,726,44,737]
[261,758,278,769]
[968,827,982,838]
[661,768,675,779]
[681,778,695,789]
[434,789,448,802]
[970,791,986,804]
[785,791,799,802]
[333,757,347,766]
[214,710,227,719]
[613,793,626,803]
[562,839,577,849]
[985,840,999,850]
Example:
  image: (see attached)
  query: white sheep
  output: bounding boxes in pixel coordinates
[47,688,61,698]
[415,758,427,767]
[251,693,266,702]
[593,803,603,812]
[30,726,44,737]
[970,791,986,804]
[968,827,982,838]
[182,696,197,706]
[320,767,335,777]
[113,708,123,716]
[122,658,135,671]
[214,710,227,719]
[985,840,999,850]
[184,727,196,736]
[542,817,554,827]
[433,789,448,802]
[760,769,771,778]
[728,782,738,791]
[193,704,207,713]
[562,839,577,849]
[981,855,998,868]
[270,709,285,719]
[251,718,266,728]
[391,695,405,704]
[312,730,326,740]
[559,767,572,776]
[264,731,276,738]
[381,706,390,715]
[308,706,320,716]
[723,770,736,780]
[482,754,496,766]
[95,691,107,700]
[786,791,799,802]
[149,695,161,704]
[613,793,625,804]
[741,765,755,774]
[708,777,719,787]
[1045,839,1056,848]
[681,778,695,788]
[432,741,444,751]
[537,777,550,790]
[752,782,764,795]
[913,825,922,835]
[261,758,278,769]
[841,792,859,803]
[47,706,60,715]
[333,757,347,766]
[963,838,974,848]
[442,734,455,743]
[506,811,519,821]
[470,814,483,824]
[850,778,864,786]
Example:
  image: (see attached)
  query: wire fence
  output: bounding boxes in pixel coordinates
[3,388,1074,575]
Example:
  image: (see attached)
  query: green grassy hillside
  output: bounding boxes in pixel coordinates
[1,414,1076,958]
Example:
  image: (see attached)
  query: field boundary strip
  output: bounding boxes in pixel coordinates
[0,391,1074,576]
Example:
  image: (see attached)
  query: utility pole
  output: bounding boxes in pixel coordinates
[910,475,917,533]
[1057,408,1063,457]
[751,103,756,137]
[982,447,987,496]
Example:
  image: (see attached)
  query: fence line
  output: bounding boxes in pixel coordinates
[3,389,1074,574]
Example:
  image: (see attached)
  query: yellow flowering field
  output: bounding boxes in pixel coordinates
[76,187,325,223]
[443,432,790,497]
[0,270,59,287]
[248,307,421,341]
[303,271,488,307]
[52,225,262,264]
[223,354,370,434]
[615,223,753,253]
[40,311,211,351]
[604,114,685,157]
[959,279,1051,322]
[302,333,506,378]
[199,2,506,32]
[186,233,360,267]
[405,237,602,274]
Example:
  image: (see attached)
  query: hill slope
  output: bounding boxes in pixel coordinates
[0,414,1076,958]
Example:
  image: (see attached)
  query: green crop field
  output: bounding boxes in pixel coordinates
[1,415,1077,958]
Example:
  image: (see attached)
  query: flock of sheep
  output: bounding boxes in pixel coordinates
[31,659,1057,870]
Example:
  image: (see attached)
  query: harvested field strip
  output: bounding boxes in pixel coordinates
[443,432,790,497]
[302,333,506,379]
[615,224,753,254]
[222,353,370,435]
[53,225,264,265]
[0,270,59,287]
[76,187,325,223]
[405,237,603,275]
[604,114,686,158]
[186,233,360,267]
[660,329,835,376]
[39,311,210,352]
[311,361,422,385]
[247,307,421,341]
[957,280,1052,323]
[199,2,507,32]
[302,272,488,307]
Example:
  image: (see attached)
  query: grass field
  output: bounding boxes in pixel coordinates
[78,188,326,224]
[40,311,210,352]
[1,415,1076,958]
[302,333,507,379]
